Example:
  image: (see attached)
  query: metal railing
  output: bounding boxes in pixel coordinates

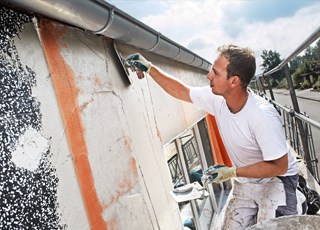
[253,25,320,184]
[168,136,200,185]
[168,153,183,184]
[272,99,319,182]
[183,138,199,167]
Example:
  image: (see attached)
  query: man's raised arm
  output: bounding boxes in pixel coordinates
[126,53,192,103]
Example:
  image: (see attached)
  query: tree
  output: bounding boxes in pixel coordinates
[304,46,313,61]
[292,61,308,88]
[291,39,320,88]
[312,39,320,60]
[290,55,303,74]
[260,49,283,87]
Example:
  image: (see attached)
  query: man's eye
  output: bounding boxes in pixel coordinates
[212,69,218,75]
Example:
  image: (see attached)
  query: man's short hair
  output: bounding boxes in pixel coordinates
[218,44,256,89]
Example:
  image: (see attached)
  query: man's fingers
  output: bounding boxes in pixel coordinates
[205,164,226,175]
[205,167,219,175]
[135,68,144,79]
[207,173,219,183]
[126,53,151,73]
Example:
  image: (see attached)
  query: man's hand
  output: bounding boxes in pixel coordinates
[126,53,152,73]
[204,165,237,183]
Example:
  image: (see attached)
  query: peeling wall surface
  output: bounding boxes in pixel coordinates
[0,7,208,230]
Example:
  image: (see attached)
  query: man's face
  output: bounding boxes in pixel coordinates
[207,55,231,96]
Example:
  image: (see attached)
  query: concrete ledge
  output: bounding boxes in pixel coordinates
[248,215,320,229]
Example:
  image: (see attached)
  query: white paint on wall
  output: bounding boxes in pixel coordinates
[11,21,208,229]
[11,127,49,171]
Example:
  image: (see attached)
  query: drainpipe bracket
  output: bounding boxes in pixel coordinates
[144,33,161,51]
[94,5,115,34]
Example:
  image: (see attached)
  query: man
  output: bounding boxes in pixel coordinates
[126,44,300,229]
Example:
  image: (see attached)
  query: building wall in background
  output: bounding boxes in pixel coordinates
[0,7,208,230]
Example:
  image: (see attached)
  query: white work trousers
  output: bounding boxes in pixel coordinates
[216,175,300,230]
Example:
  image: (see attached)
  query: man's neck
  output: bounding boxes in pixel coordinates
[226,90,249,114]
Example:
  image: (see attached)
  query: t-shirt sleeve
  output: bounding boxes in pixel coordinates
[189,86,216,115]
[253,110,289,161]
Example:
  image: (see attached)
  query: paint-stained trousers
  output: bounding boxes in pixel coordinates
[216,175,300,230]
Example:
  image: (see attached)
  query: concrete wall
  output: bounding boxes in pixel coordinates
[0,7,208,229]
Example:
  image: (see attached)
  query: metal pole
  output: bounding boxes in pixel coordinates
[193,125,218,211]
[266,75,275,101]
[261,75,267,95]
[175,138,201,230]
[284,64,313,172]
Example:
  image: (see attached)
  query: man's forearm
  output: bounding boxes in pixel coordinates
[236,154,288,178]
[148,66,192,103]
[126,53,192,102]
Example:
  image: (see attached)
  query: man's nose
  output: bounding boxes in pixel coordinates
[207,71,213,80]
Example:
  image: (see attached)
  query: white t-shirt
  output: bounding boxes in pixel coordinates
[190,86,298,183]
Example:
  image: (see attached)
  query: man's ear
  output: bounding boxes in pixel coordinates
[229,75,241,88]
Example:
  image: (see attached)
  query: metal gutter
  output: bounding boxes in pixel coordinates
[1,0,211,71]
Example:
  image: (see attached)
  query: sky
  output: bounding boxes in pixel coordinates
[108,0,320,73]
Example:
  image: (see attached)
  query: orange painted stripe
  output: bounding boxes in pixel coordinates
[106,158,138,208]
[206,114,232,167]
[39,19,106,229]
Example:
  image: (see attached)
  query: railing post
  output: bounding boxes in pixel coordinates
[260,75,267,95]
[266,74,275,101]
[284,64,313,172]
[193,125,218,212]
[175,139,201,230]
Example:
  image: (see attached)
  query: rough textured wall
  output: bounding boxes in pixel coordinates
[36,19,152,229]
[0,7,176,229]
[117,44,208,144]
[0,8,65,229]
[0,6,208,230]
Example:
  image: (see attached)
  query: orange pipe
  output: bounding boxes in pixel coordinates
[206,114,232,167]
